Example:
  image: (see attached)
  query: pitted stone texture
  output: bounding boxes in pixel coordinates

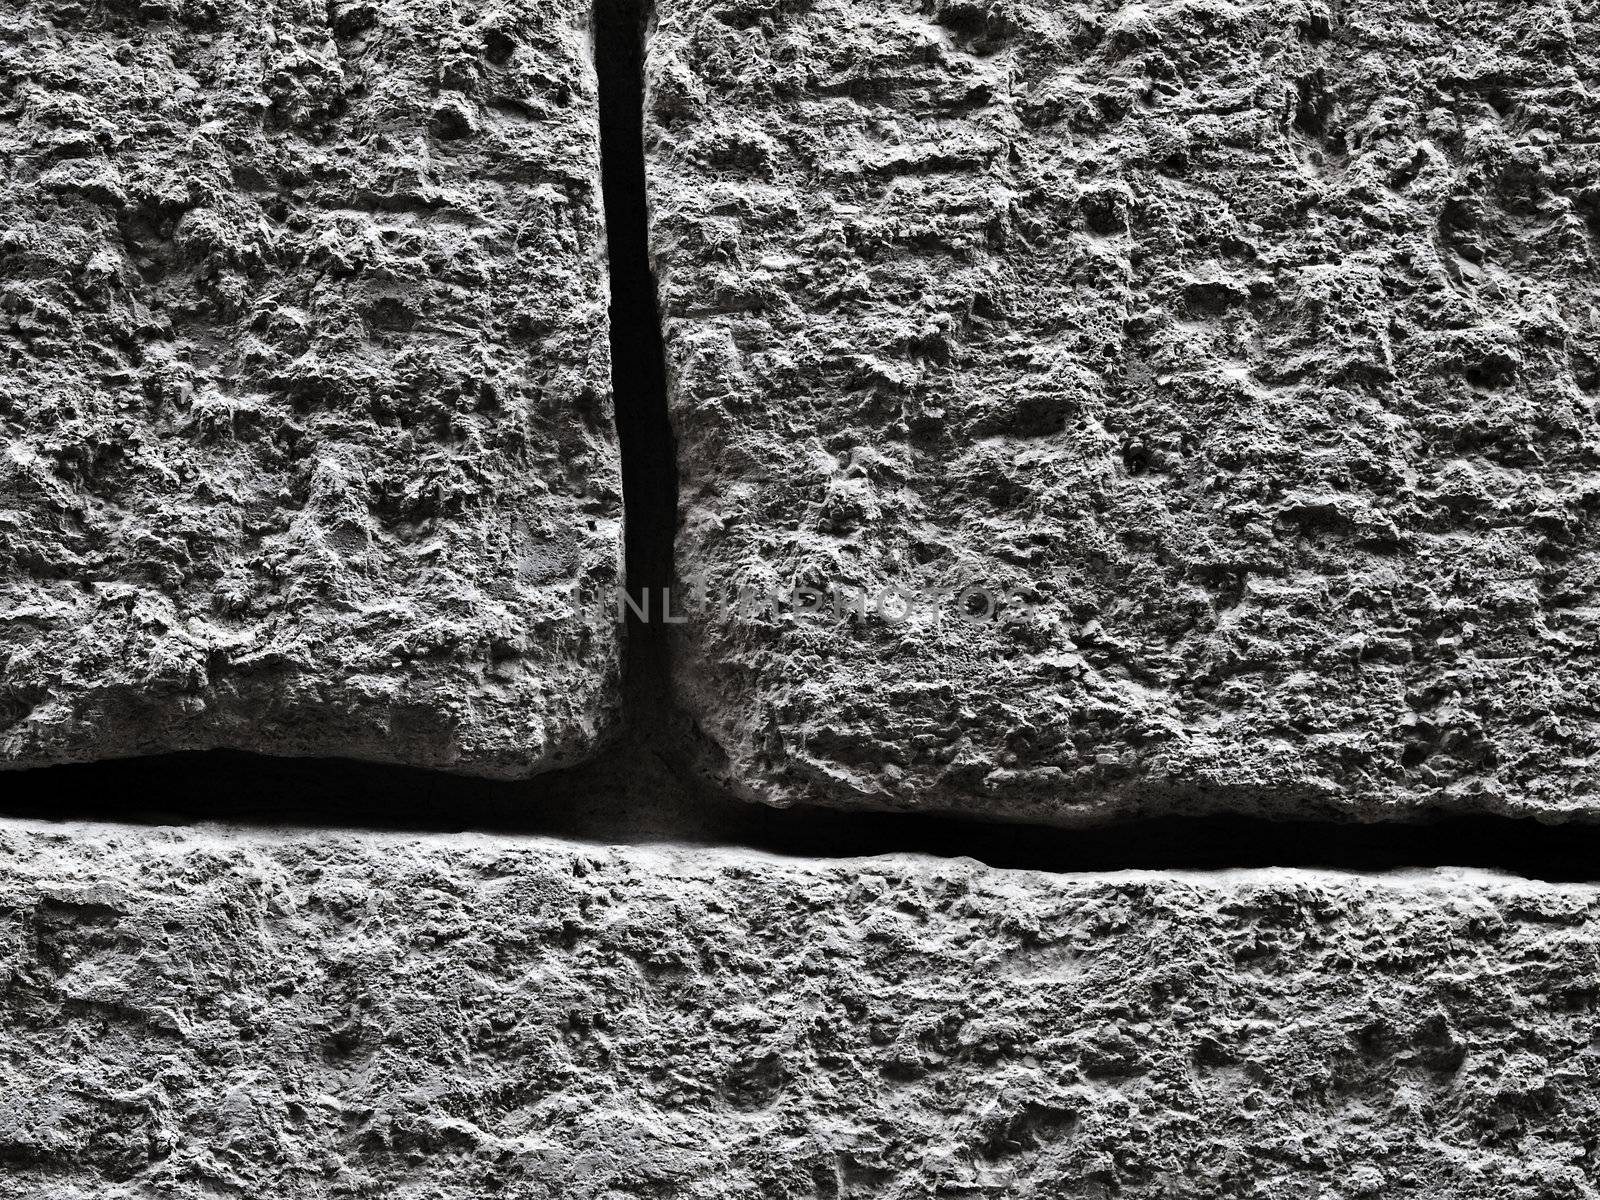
[0,0,619,775]
[0,823,1596,1197]
[649,0,1600,820]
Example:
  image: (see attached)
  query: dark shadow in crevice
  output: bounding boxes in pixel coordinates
[3,747,1599,882]
[594,0,678,728]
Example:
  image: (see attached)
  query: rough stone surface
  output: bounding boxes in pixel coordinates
[0,821,1592,1198]
[0,0,620,775]
[649,0,1600,821]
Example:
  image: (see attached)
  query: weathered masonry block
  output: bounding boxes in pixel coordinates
[0,0,621,776]
[651,0,1600,823]
[0,823,1595,1198]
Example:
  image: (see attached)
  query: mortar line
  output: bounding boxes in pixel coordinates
[1,747,1598,881]
[594,0,678,730]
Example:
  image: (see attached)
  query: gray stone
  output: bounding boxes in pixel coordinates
[0,0,620,776]
[649,0,1600,821]
[0,820,1594,1197]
